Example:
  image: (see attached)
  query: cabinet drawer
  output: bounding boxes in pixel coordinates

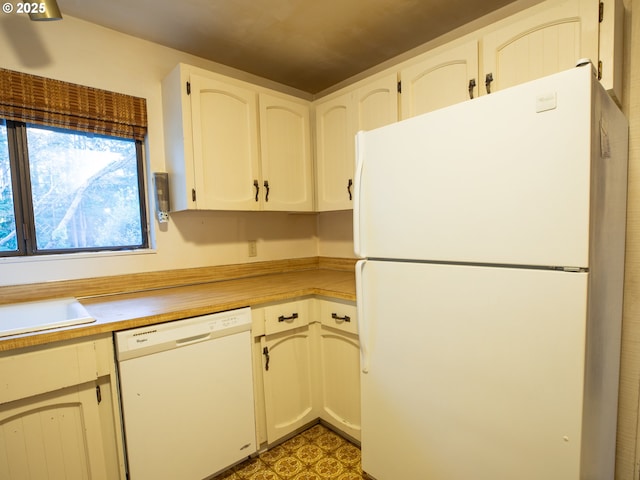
[264,300,309,335]
[319,300,358,335]
[0,335,106,405]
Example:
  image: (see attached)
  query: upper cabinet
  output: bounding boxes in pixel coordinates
[314,73,398,211]
[189,73,260,210]
[163,1,622,214]
[399,40,479,120]
[483,0,622,100]
[398,0,621,119]
[162,64,313,212]
[315,0,622,211]
[259,93,314,211]
[315,92,354,212]
[481,0,599,94]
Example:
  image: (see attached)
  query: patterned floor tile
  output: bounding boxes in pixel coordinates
[213,424,363,480]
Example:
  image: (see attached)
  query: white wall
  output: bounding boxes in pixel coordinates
[0,13,318,286]
[317,211,355,258]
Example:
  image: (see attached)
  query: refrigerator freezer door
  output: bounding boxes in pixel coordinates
[358,260,594,480]
[354,66,618,268]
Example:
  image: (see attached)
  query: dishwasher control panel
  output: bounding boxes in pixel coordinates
[114,307,252,361]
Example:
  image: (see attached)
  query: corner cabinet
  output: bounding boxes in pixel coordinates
[314,73,398,211]
[251,298,361,446]
[162,63,313,212]
[0,335,125,480]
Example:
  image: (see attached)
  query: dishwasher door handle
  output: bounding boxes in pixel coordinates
[176,333,211,346]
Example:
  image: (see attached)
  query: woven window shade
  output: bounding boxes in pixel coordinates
[0,68,147,141]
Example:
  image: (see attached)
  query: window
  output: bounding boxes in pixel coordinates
[0,68,149,257]
[0,120,147,255]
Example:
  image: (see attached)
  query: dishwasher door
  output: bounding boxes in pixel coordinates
[115,307,256,480]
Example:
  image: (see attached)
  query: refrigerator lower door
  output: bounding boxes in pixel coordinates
[358,260,597,480]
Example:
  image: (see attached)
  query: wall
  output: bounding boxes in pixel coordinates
[617,0,640,478]
[317,211,354,258]
[0,14,317,287]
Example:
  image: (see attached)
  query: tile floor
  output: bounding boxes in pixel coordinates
[213,424,365,480]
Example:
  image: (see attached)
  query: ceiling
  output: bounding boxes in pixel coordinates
[57,0,520,95]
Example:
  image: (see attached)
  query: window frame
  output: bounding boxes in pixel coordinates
[1,119,150,257]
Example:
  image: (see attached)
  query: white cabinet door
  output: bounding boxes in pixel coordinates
[315,92,354,212]
[315,74,397,212]
[259,94,313,211]
[482,0,599,94]
[0,383,109,480]
[354,73,398,132]
[0,335,124,480]
[261,326,316,443]
[317,299,361,441]
[190,73,261,210]
[400,40,479,119]
[259,300,316,444]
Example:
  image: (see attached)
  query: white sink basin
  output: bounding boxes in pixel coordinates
[0,298,96,338]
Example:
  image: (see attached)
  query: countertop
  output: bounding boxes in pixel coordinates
[0,268,356,352]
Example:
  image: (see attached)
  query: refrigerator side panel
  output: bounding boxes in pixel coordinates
[579,72,628,477]
[357,66,594,268]
[360,261,593,480]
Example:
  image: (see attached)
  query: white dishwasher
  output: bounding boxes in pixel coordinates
[114,307,256,480]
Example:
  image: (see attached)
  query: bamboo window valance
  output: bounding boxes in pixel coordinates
[0,68,147,141]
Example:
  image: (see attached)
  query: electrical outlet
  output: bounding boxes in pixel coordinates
[248,240,257,257]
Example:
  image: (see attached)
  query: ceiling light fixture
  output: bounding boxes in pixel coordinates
[29,0,63,21]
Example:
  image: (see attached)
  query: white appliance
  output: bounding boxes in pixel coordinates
[354,64,628,480]
[115,307,256,480]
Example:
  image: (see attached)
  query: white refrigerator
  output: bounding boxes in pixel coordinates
[354,64,628,480]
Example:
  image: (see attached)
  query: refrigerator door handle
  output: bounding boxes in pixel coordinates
[353,132,365,258]
[355,259,370,373]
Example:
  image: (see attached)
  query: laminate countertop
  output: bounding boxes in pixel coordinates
[0,268,356,352]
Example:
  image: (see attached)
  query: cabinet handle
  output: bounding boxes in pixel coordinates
[347,179,353,201]
[278,312,298,322]
[468,78,476,99]
[485,73,494,94]
[332,313,351,323]
[253,180,260,202]
[264,180,270,202]
[263,346,270,371]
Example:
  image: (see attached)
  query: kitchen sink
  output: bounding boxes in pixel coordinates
[0,298,96,338]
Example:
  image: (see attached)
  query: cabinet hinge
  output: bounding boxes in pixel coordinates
[191,188,196,202]
[599,2,604,22]
[96,385,102,404]
[397,81,402,93]
[186,81,191,95]
[598,60,603,80]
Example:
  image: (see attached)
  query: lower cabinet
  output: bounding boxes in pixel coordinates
[255,299,318,444]
[252,297,360,447]
[317,299,361,441]
[0,334,125,480]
